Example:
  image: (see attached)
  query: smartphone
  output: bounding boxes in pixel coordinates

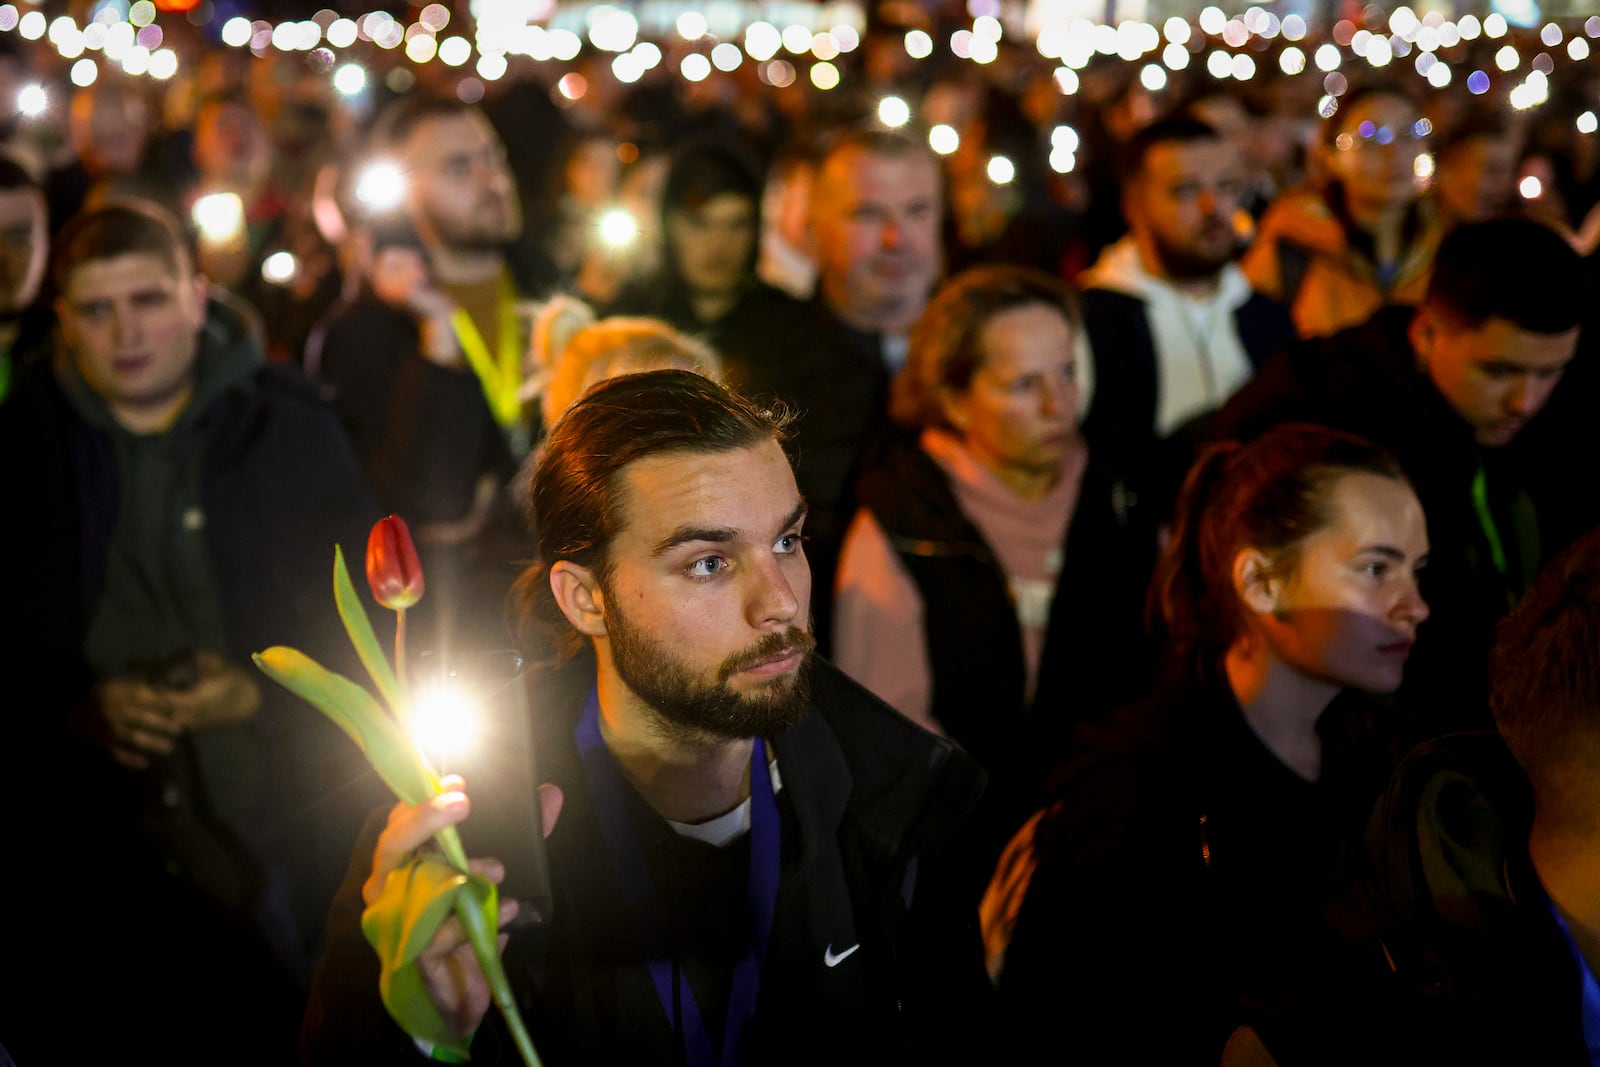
[415,649,554,928]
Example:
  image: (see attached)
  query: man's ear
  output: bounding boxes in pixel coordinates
[55,296,75,350]
[1409,306,1437,371]
[1233,548,1280,617]
[549,560,608,637]
[937,385,970,433]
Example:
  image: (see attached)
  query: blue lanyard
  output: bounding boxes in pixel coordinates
[574,689,781,1066]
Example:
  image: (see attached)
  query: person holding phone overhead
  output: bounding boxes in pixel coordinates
[302,370,994,1065]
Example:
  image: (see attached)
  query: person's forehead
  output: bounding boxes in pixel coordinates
[200,102,254,135]
[827,149,938,202]
[411,113,499,158]
[674,192,755,223]
[976,305,1075,373]
[1143,139,1237,182]
[1449,317,1579,364]
[85,88,146,125]
[610,441,798,548]
[66,252,186,297]
[1306,473,1425,551]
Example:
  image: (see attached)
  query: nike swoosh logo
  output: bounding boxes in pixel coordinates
[823,943,860,968]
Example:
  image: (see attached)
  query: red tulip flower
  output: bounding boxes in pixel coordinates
[367,516,425,610]
[366,515,424,684]
[254,526,543,1065]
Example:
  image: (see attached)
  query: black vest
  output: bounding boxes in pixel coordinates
[855,440,1159,825]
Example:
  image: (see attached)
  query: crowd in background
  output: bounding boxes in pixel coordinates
[5,4,1600,1063]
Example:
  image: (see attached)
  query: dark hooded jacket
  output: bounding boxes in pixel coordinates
[0,300,383,1064]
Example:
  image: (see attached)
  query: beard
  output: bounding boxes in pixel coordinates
[1151,221,1239,281]
[604,602,817,746]
[430,202,523,252]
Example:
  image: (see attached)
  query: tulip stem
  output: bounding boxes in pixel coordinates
[451,891,543,1067]
[394,608,408,691]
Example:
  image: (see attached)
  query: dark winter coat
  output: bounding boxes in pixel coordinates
[994,677,1400,1065]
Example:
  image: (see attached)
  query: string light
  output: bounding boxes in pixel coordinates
[0,1,1596,131]
[810,60,840,90]
[745,22,780,62]
[676,11,705,41]
[680,52,710,82]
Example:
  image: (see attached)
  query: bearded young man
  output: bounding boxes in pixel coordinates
[303,371,992,1065]
[1078,117,1295,513]
[312,97,558,653]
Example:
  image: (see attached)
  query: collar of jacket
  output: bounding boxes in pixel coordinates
[532,653,985,932]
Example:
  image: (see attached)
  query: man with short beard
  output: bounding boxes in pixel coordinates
[1078,117,1295,513]
[303,371,992,1065]
[313,97,556,651]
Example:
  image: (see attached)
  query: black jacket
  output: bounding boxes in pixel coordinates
[1366,732,1592,1065]
[995,677,1400,1065]
[301,658,993,1065]
[1080,284,1295,515]
[0,315,383,1064]
[854,437,1158,873]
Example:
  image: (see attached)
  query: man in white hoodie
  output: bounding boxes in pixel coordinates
[1078,116,1294,512]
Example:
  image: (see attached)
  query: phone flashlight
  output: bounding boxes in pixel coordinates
[415,650,554,927]
[355,160,406,214]
[261,250,299,286]
[597,207,638,249]
[410,677,481,771]
[192,192,246,244]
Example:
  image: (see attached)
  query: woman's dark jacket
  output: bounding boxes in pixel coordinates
[854,436,1158,865]
[995,676,1401,1065]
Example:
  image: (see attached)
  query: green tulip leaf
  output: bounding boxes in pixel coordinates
[333,544,408,711]
[252,646,437,806]
[363,857,500,1061]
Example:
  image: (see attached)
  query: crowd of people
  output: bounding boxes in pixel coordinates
[4,10,1600,1065]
